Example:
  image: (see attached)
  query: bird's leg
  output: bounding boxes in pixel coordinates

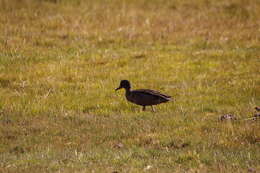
[142,106,146,111]
[151,106,155,112]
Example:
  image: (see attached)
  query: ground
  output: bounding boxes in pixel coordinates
[0,0,259,172]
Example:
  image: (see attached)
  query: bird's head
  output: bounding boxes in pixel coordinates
[115,80,131,91]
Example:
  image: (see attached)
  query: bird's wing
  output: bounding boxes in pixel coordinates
[133,89,171,99]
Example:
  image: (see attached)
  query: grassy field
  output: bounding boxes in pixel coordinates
[0,0,259,172]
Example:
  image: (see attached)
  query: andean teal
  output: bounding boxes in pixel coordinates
[115,80,171,111]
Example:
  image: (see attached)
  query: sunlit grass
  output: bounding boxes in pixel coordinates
[0,0,259,172]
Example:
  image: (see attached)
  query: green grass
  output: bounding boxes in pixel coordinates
[0,0,260,172]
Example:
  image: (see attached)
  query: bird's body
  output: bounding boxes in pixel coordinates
[125,89,170,106]
[116,80,171,111]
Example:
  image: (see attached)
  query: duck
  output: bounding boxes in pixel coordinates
[115,80,171,111]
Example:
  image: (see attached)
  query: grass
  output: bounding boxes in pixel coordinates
[0,0,259,172]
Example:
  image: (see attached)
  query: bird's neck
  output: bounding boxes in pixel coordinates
[124,88,131,95]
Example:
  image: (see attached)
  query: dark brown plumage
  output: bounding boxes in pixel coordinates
[115,80,171,111]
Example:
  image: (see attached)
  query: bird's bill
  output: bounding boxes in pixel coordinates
[115,87,122,91]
